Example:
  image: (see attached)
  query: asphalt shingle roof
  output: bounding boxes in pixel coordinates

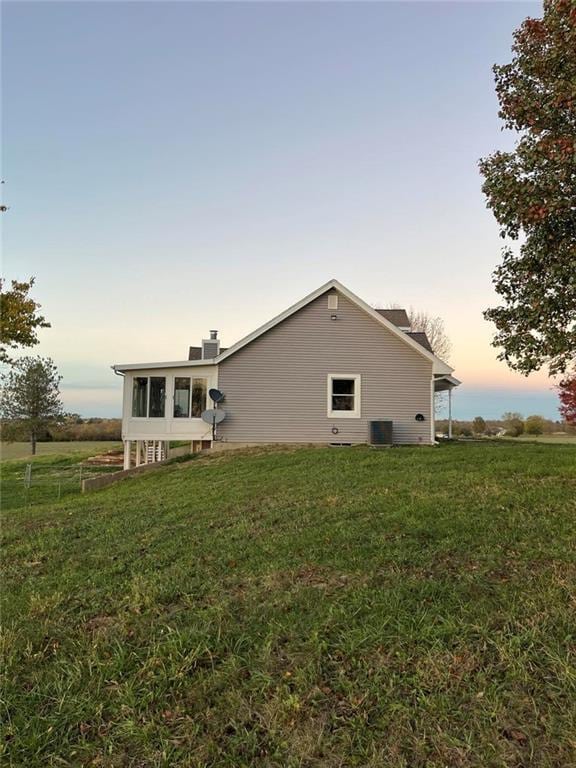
[375,308,410,327]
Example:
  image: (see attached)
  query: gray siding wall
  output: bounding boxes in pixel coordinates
[218,292,434,445]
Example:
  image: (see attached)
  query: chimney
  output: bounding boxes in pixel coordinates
[202,330,220,359]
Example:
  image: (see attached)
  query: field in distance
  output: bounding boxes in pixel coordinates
[0,441,122,461]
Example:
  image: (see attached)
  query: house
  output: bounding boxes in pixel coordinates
[112,279,460,468]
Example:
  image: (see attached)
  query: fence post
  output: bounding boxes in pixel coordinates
[24,463,32,488]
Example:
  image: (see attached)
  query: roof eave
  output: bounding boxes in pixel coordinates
[112,359,218,372]
[332,280,455,372]
[216,278,455,372]
[214,278,341,364]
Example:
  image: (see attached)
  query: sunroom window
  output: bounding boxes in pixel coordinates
[132,377,148,417]
[149,377,166,417]
[131,376,166,418]
[174,377,190,418]
[328,375,361,418]
[191,378,207,417]
[172,377,207,418]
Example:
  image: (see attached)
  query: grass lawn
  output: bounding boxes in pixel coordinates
[500,434,576,445]
[2,443,576,767]
[1,451,122,512]
[0,440,122,461]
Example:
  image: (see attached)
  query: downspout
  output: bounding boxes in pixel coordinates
[430,376,436,445]
[112,366,128,462]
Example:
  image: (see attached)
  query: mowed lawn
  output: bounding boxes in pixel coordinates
[502,434,576,445]
[2,443,576,767]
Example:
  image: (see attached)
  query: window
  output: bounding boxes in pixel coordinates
[131,375,166,418]
[132,377,148,417]
[149,377,166,417]
[191,378,207,417]
[328,293,338,310]
[174,377,190,418]
[327,375,361,418]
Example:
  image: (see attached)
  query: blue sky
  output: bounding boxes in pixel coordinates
[3,0,558,420]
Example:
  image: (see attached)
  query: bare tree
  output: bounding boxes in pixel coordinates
[379,303,451,362]
[406,308,451,362]
[372,303,452,417]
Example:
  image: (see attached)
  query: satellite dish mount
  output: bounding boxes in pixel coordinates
[202,389,226,440]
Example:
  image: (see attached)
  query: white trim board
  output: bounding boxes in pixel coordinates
[327,374,362,419]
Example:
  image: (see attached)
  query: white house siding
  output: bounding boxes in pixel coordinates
[121,365,217,441]
[218,291,434,445]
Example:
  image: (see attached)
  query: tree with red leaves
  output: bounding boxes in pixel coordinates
[480,0,576,376]
[558,375,576,425]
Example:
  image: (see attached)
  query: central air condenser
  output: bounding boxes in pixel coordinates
[369,420,393,446]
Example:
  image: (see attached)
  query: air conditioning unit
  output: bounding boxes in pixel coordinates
[369,420,393,446]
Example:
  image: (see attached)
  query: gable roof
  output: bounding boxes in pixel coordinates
[406,331,433,352]
[375,308,410,329]
[188,346,228,360]
[216,279,453,374]
[113,279,453,374]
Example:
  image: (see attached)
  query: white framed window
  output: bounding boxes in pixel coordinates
[328,293,338,310]
[173,377,207,419]
[131,376,166,418]
[174,377,191,418]
[327,374,361,418]
[191,378,207,417]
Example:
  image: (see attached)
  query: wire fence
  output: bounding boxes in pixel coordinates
[2,462,119,511]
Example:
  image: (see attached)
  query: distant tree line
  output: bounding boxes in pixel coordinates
[1,415,121,445]
[436,414,575,439]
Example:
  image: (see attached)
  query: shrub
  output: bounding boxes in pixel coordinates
[472,416,486,435]
[525,415,546,435]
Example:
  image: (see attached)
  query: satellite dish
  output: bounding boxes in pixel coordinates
[201,408,226,425]
[209,388,225,404]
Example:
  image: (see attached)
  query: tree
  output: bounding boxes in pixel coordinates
[406,309,451,362]
[382,304,451,361]
[472,416,486,434]
[502,411,525,437]
[479,0,576,376]
[0,278,50,364]
[525,414,546,434]
[0,357,64,454]
[558,375,576,424]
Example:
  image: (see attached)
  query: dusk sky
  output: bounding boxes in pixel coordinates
[3,0,557,420]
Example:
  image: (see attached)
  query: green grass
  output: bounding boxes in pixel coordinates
[0,441,122,461]
[500,434,576,445]
[1,450,122,511]
[2,443,576,767]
